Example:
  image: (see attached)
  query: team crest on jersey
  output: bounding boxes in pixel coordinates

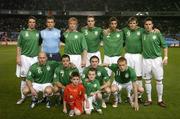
[28,71,32,76]
[125,73,129,78]
[94,84,97,88]
[97,71,101,76]
[137,31,141,36]
[74,35,78,39]
[54,74,57,78]
[85,30,88,35]
[36,33,39,37]
[25,32,29,37]
[127,31,131,36]
[79,91,82,95]
[46,65,51,71]
[152,35,157,40]
[82,74,86,79]
[94,31,98,36]
[69,95,73,99]
[37,67,42,74]
[65,34,68,38]
[116,34,120,38]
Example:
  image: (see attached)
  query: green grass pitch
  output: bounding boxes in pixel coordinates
[0,46,180,119]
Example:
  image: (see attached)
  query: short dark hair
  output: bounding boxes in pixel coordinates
[90,55,99,63]
[28,16,36,21]
[144,17,153,24]
[109,17,118,24]
[88,67,97,74]
[62,54,70,61]
[127,16,138,24]
[70,71,80,79]
[117,57,127,64]
[87,16,95,20]
[46,16,55,22]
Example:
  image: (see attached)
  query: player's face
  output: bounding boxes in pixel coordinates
[68,21,77,31]
[88,71,96,81]
[90,58,99,68]
[46,19,55,29]
[144,21,153,32]
[118,61,127,72]
[62,57,70,68]
[87,17,95,28]
[71,76,80,86]
[128,20,138,30]
[28,19,36,29]
[38,52,47,65]
[110,21,117,30]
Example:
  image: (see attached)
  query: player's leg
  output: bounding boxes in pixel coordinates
[111,81,122,107]
[84,96,93,115]
[43,84,53,108]
[53,85,62,106]
[101,87,111,108]
[152,57,166,107]
[30,83,40,108]
[95,92,103,114]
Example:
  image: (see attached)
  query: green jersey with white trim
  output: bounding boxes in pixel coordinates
[103,30,124,56]
[27,61,59,84]
[53,65,79,86]
[108,64,136,84]
[142,31,167,59]
[81,26,102,53]
[123,27,144,54]
[17,29,40,57]
[64,31,88,54]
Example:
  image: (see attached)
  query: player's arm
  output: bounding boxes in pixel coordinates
[163,48,168,65]
[54,81,65,89]
[132,81,139,111]
[81,34,88,67]
[16,47,21,65]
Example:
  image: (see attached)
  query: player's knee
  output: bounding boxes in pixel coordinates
[145,80,151,84]
[22,87,30,95]
[156,80,163,85]
[74,109,81,115]
[53,86,59,93]
[111,85,118,93]
[138,86,144,93]
[85,110,91,115]
[44,86,53,95]
[97,93,102,99]
[105,87,111,94]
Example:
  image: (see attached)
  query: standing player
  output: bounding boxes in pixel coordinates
[40,16,62,61]
[142,17,168,107]
[83,68,103,114]
[63,72,85,117]
[22,52,59,108]
[63,17,88,73]
[82,56,110,108]
[122,17,144,102]
[103,17,124,75]
[16,16,40,104]
[81,16,103,65]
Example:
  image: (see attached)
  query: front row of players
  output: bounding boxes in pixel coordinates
[20,52,145,116]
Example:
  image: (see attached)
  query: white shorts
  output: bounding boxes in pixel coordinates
[103,55,120,76]
[112,80,132,91]
[16,55,38,77]
[142,57,163,80]
[124,53,142,77]
[84,95,96,112]
[68,54,83,74]
[86,51,102,66]
[32,83,53,93]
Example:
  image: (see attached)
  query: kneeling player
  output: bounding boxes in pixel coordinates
[63,72,85,117]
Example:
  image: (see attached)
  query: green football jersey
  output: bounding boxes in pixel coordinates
[103,30,124,56]
[108,64,136,84]
[64,31,88,54]
[81,27,102,53]
[82,79,100,97]
[27,61,59,84]
[53,65,79,86]
[82,66,109,86]
[17,28,40,57]
[123,27,144,54]
[142,31,168,59]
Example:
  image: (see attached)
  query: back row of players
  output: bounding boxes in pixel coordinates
[16,16,168,116]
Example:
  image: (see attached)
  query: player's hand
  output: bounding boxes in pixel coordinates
[63,108,67,114]
[162,56,168,65]
[16,56,21,66]
[100,63,109,67]
[30,88,37,96]
[69,62,76,68]
[133,102,139,111]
